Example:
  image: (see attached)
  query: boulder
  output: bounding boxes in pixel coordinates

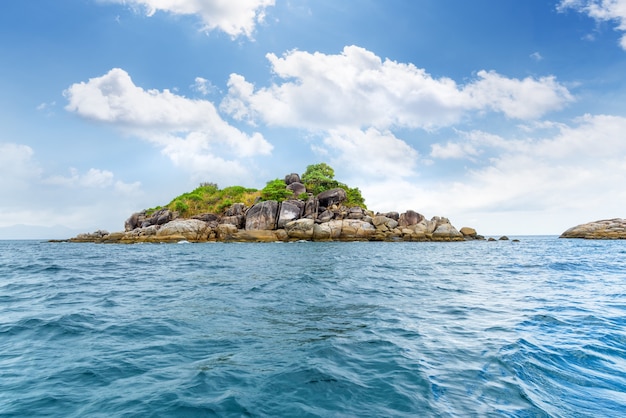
[156,219,211,241]
[399,210,423,227]
[285,218,315,239]
[431,223,464,241]
[284,173,301,185]
[233,230,279,242]
[313,220,343,240]
[372,216,398,230]
[339,219,375,240]
[381,211,400,221]
[560,219,626,239]
[220,215,245,229]
[286,182,306,197]
[317,188,347,207]
[245,200,279,230]
[224,203,246,217]
[216,224,239,240]
[277,200,304,228]
[347,207,364,220]
[193,213,220,223]
[303,196,319,219]
[124,212,143,231]
[317,210,334,223]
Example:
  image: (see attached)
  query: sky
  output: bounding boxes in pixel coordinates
[1,0,626,238]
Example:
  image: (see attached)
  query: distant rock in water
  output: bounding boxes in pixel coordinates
[560,219,626,239]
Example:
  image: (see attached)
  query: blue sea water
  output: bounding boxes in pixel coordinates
[0,237,625,417]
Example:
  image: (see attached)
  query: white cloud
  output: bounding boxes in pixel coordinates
[530,51,544,61]
[102,0,275,38]
[464,71,574,119]
[558,0,626,50]
[64,68,273,183]
[370,114,626,234]
[192,77,217,96]
[319,128,420,179]
[44,168,115,188]
[222,46,574,130]
[0,143,42,192]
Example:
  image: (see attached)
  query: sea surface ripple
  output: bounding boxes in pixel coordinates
[1,237,625,417]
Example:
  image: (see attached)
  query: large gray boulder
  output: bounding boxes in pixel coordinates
[245,200,279,230]
[317,188,347,208]
[285,218,315,239]
[560,218,626,239]
[156,219,211,241]
[277,200,304,229]
[284,173,301,185]
[303,196,319,219]
[286,181,306,197]
[431,222,464,241]
[399,210,424,226]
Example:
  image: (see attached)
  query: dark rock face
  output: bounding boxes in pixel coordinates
[225,203,246,217]
[277,200,304,229]
[220,215,245,229]
[303,196,319,219]
[399,210,423,226]
[381,211,400,221]
[284,173,301,185]
[317,188,347,208]
[245,200,279,230]
[193,213,220,222]
[286,181,306,197]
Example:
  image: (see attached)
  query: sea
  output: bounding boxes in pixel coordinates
[0,237,625,417]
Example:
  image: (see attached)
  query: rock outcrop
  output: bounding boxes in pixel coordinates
[67,172,485,244]
[560,219,626,239]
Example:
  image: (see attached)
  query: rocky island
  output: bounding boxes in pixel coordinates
[65,164,484,244]
[560,219,626,239]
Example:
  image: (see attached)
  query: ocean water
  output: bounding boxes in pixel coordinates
[1,237,625,417]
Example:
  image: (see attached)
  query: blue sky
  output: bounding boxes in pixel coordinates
[2,0,626,238]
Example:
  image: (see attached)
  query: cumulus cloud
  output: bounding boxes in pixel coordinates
[558,0,626,50]
[64,68,272,182]
[413,114,626,233]
[0,143,42,192]
[192,77,217,96]
[221,45,574,130]
[319,128,420,179]
[102,0,275,38]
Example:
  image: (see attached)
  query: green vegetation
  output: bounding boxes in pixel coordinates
[260,179,294,202]
[301,163,366,208]
[143,163,366,216]
[147,183,260,217]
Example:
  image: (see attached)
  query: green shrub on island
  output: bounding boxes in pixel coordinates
[260,179,294,202]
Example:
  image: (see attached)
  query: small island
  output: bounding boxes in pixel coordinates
[64,163,484,244]
[560,219,626,239]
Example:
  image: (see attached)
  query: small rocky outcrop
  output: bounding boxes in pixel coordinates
[560,219,626,239]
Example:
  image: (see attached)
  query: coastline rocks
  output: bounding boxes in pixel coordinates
[277,200,304,229]
[317,188,347,208]
[560,218,626,239]
[245,201,279,230]
[67,172,487,244]
[156,219,212,242]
